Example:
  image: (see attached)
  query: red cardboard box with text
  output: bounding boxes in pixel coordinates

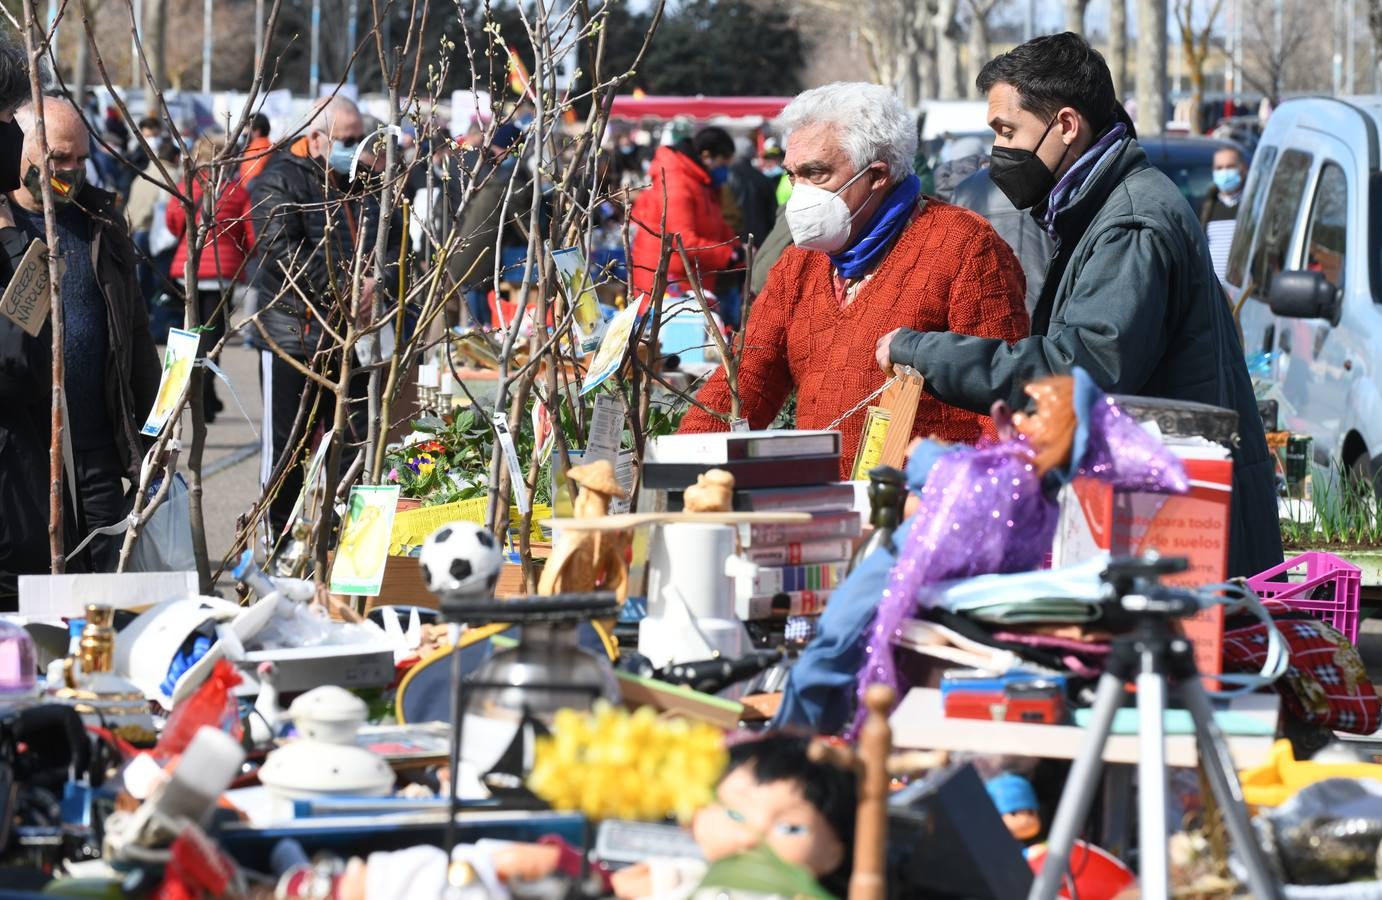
[1053,454,1233,682]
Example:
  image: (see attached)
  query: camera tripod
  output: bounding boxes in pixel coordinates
[1029,556,1282,900]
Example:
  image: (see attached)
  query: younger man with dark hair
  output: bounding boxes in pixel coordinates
[241,112,273,184]
[876,31,1280,578]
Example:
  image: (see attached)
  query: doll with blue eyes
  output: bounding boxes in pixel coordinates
[611,734,858,900]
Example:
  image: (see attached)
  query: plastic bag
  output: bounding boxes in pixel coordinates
[253,598,384,651]
[154,659,242,761]
[131,474,196,573]
[149,196,181,257]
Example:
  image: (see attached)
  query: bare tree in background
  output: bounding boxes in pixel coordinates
[56,0,255,93]
[1066,0,1090,33]
[1241,0,1313,103]
[1109,0,1128,97]
[935,0,964,99]
[1370,0,1382,90]
[1174,0,1226,133]
[965,0,1002,96]
[803,0,963,106]
[1136,0,1169,135]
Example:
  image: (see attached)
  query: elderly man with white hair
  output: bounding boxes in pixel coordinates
[678,83,1029,468]
[249,95,402,535]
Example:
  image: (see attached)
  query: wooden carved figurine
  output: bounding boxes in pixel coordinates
[537,460,631,602]
[809,684,896,900]
[683,468,736,513]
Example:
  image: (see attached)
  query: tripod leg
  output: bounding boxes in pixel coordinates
[1180,678,1283,900]
[1135,666,1170,898]
[444,638,465,859]
[1029,672,1126,900]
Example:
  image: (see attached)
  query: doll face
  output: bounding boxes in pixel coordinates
[1012,377,1076,476]
[1003,809,1042,842]
[691,765,845,877]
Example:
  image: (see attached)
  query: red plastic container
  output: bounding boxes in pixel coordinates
[1246,552,1363,645]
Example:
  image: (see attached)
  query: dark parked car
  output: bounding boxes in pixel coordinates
[1140,135,1251,212]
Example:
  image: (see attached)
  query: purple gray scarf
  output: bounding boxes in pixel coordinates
[1040,123,1128,240]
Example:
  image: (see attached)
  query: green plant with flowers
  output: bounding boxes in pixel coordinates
[384,407,554,507]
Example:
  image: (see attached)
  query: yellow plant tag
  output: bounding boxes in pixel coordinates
[851,406,892,481]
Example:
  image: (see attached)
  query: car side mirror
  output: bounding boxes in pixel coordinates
[1266,270,1341,324]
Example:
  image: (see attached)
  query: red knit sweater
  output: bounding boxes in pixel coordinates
[678,200,1030,476]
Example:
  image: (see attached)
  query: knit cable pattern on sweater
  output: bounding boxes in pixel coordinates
[678,200,1031,476]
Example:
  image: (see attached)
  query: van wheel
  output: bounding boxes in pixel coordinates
[1348,448,1379,493]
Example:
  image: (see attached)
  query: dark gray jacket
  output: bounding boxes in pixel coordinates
[891,138,1281,578]
[950,166,1053,316]
[249,150,402,360]
[444,156,533,292]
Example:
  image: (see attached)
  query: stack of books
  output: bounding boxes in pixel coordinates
[644,430,860,622]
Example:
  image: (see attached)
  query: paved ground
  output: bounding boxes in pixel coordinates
[190,340,263,579]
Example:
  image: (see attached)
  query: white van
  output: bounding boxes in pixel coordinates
[1232,96,1382,475]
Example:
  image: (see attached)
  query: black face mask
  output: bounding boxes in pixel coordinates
[0,119,22,193]
[988,116,1069,211]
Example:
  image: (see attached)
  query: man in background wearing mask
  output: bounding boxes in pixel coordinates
[249,95,401,536]
[760,139,792,207]
[1202,144,1248,283]
[7,96,160,573]
[124,116,163,176]
[443,122,532,329]
[876,32,1280,577]
[678,82,1028,473]
[628,126,742,299]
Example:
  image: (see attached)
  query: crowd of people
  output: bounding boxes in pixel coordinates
[0,26,1278,599]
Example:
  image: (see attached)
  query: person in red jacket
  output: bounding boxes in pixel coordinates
[629,126,742,301]
[166,134,253,422]
[677,83,1030,473]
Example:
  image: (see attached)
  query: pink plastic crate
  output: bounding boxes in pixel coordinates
[1246,552,1362,645]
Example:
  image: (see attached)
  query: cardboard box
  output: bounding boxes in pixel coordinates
[1053,453,1233,680]
[18,571,199,617]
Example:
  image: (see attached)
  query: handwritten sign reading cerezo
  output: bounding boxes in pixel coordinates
[0,240,52,337]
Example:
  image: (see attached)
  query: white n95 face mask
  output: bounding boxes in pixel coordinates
[784,165,875,253]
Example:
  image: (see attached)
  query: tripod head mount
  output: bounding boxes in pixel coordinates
[1099,554,1203,631]
[1102,553,1187,595]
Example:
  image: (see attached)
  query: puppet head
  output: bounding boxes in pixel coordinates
[1012,376,1077,477]
[986,772,1042,843]
[691,734,856,896]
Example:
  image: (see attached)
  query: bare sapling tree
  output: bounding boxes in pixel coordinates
[15,0,68,572]
[1174,0,1227,134]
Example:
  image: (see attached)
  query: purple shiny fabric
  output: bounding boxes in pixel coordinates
[850,443,1056,736]
[1079,394,1191,494]
[847,392,1190,737]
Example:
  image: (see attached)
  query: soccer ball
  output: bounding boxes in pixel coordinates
[418,522,503,600]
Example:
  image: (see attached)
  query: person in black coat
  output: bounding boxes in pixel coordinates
[727,139,777,249]
[248,96,402,536]
[2,96,161,592]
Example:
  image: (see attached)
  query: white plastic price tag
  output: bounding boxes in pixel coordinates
[491,411,530,514]
[585,393,622,464]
